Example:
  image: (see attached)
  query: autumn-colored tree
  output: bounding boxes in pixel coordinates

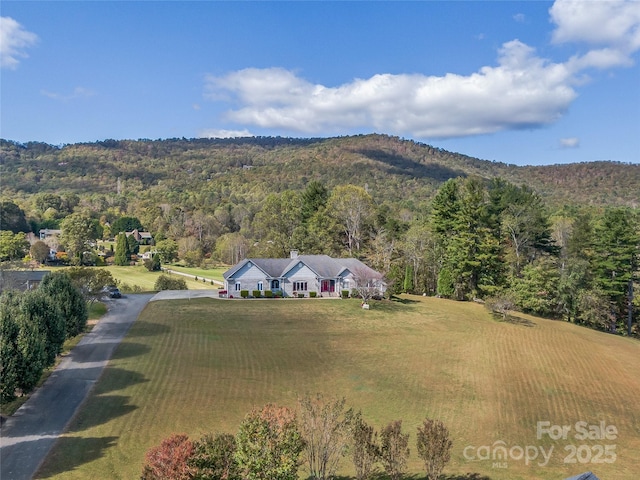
[298,394,353,480]
[379,420,409,480]
[235,404,305,480]
[141,433,194,480]
[416,418,452,480]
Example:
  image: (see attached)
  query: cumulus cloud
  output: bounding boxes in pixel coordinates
[205,41,576,139]
[559,137,580,148]
[0,16,38,69]
[41,86,96,101]
[198,128,254,139]
[550,0,640,69]
[202,0,640,139]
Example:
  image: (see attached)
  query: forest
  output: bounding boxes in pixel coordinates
[1,134,638,336]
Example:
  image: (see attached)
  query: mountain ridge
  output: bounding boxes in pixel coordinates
[1,134,638,209]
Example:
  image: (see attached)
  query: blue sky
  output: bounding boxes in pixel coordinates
[2,1,639,166]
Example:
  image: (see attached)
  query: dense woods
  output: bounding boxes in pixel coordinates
[1,134,638,335]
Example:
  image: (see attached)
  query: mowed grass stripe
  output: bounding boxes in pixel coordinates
[36,296,640,480]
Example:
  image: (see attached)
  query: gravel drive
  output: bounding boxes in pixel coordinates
[0,293,154,480]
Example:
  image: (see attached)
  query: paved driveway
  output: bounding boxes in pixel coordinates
[0,294,153,480]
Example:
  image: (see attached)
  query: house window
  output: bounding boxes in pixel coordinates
[235,282,241,291]
[271,279,280,290]
[257,281,263,291]
[293,281,308,291]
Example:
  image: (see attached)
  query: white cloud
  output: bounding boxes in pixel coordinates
[41,87,96,101]
[198,128,254,139]
[550,0,640,49]
[201,0,639,140]
[0,16,38,69]
[205,41,577,139]
[513,13,526,23]
[559,137,580,148]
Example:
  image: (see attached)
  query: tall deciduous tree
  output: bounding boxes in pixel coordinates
[416,418,452,480]
[110,216,143,235]
[59,213,98,265]
[30,240,51,264]
[298,394,353,480]
[379,420,410,480]
[327,185,375,256]
[0,231,30,261]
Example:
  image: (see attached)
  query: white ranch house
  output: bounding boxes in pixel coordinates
[223,251,385,298]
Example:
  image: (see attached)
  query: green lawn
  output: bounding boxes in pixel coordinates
[162,265,228,283]
[103,265,218,291]
[36,296,640,479]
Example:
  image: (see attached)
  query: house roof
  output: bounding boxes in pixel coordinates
[224,255,382,280]
[564,472,600,480]
[0,270,50,291]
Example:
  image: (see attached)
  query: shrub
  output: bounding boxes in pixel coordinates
[309,291,317,298]
[341,290,350,299]
[240,290,249,298]
[189,433,241,480]
[235,404,305,480]
[264,290,273,298]
[154,274,188,291]
[252,290,261,298]
[297,293,305,298]
[352,413,380,480]
[379,420,409,480]
[141,433,194,480]
[416,418,453,480]
[143,253,161,272]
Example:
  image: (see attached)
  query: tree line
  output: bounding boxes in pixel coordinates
[1,173,639,335]
[0,271,88,403]
[141,394,453,480]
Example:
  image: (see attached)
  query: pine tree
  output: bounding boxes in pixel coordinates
[114,232,131,266]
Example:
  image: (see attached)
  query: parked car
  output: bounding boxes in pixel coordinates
[109,288,122,298]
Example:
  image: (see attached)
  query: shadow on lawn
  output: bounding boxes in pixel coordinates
[34,435,118,478]
[66,394,138,433]
[124,320,171,337]
[111,341,152,360]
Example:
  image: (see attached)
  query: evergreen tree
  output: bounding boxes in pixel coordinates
[114,232,131,266]
[590,208,639,328]
[39,271,88,338]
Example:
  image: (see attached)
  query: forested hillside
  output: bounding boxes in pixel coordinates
[2,134,639,208]
[1,134,638,336]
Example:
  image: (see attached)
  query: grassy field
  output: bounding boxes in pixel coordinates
[103,265,219,291]
[162,265,228,283]
[36,296,640,479]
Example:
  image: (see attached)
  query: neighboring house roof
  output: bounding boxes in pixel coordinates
[39,228,61,237]
[224,254,382,281]
[0,270,50,292]
[126,229,153,241]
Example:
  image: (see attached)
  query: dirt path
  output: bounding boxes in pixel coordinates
[0,294,153,480]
